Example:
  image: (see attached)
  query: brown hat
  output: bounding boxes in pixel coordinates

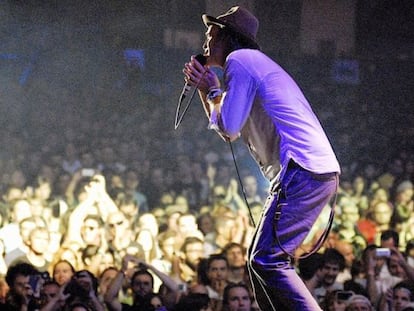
[202,6,259,44]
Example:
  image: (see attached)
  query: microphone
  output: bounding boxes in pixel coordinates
[178,54,207,104]
[175,54,207,129]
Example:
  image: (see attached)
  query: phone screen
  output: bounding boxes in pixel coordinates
[29,275,40,291]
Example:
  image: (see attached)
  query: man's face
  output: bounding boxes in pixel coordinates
[203,25,223,66]
[13,274,31,297]
[99,269,118,295]
[184,242,204,268]
[20,220,37,243]
[30,229,49,254]
[389,254,407,278]
[131,274,153,297]
[81,218,101,245]
[321,262,340,287]
[226,246,245,269]
[381,237,396,249]
[243,176,258,197]
[41,283,60,304]
[341,204,360,226]
[207,259,228,283]
[177,215,197,236]
[107,212,129,238]
[227,286,251,311]
[373,202,392,225]
[125,171,139,190]
[393,287,411,310]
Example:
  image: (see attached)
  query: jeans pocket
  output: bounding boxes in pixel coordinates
[282,168,311,200]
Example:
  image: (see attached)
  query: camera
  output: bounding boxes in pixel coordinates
[375,248,391,258]
[336,291,354,301]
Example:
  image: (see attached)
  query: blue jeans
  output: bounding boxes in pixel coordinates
[247,162,338,310]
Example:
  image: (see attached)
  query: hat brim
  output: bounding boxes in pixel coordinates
[202,14,259,47]
[202,14,226,28]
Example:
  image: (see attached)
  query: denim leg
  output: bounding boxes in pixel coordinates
[247,166,338,311]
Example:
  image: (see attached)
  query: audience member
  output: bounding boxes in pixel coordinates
[335,240,357,284]
[203,254,230,309]
[0,276,9,303]
[64,270,104,311]
[10,226,51,272]
[103,254,178,311]
[378,279,414,311]
[222,282,253,311]
[306,248,346,307]
[2,262,40,310]
[345,294,373,311]
[241,174,264,205]
[323,289,353,311]
[123,169,149,214]
[51,259,76,287]
[221,243,247,285]
[336,196,367,252]
[391,181,414,249]
[174,292,212,311]
[371,201,394,245]
[38,280,62,310]
[106,210,136,265]
[96,266,118,304]
[173,236,205,284]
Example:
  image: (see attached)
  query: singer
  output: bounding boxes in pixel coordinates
[183,6,340,311]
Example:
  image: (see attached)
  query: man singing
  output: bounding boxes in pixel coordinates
[183,6,340,310]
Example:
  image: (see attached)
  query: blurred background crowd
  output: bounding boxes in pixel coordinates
[0,1,413,310]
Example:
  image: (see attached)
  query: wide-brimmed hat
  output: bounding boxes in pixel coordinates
[202,6,259,45]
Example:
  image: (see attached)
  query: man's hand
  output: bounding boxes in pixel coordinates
[183,55,220,93]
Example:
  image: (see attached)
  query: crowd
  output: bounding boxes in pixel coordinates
[0,47,412,311]
[0,112,412,310]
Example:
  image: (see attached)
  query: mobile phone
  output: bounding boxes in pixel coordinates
[177,283,187,292]
[81,168,95,177]
[376,248,391,258]
[29,275,41,291]
[336,291,353,301]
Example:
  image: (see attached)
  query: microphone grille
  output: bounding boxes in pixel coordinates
[195,54,207,66]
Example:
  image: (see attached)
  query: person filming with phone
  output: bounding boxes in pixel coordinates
[104,254,179,311]
[2,262,40,311]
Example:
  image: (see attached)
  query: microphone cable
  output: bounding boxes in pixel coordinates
[229,137,338,259]
[228,140,256,227]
